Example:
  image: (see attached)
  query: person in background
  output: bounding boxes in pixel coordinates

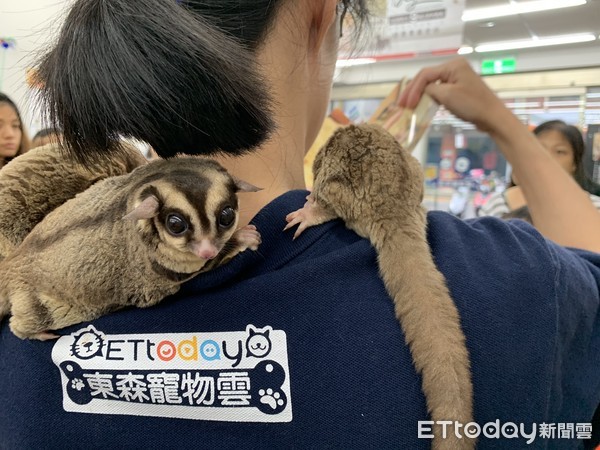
[478,120,600,218]
[0,1,599,449]
[0,93,30,169]
[30,127,61,149]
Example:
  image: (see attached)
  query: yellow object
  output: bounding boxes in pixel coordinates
[304,82,438,188]
[370,79,438,153]
[304,109,349,189]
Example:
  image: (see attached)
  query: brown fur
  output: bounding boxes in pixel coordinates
[0,142,147,260]
[286,124,474,450]
[0,157,260,340]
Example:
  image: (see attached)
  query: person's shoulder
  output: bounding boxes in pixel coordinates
[428,209,600,306]
[427,209,600,302]
[428,211,551,270]
[429,209,547,253]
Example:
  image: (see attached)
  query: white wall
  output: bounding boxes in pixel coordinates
[0,0,72,134]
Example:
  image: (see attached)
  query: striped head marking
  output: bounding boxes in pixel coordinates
[123,158,259,267]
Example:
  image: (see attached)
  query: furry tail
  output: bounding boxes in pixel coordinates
[375,215,475,450]
[35,0,273,163]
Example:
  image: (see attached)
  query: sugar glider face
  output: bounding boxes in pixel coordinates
[123,158,259,262]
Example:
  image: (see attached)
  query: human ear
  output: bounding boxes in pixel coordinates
[308,0,339,54]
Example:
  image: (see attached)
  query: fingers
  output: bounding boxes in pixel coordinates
[398,57,469,109]
[398,64,448,109]
[424,82,452,107]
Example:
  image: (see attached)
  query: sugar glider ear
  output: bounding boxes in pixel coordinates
[122,195,160,221]
[233,177,262,193]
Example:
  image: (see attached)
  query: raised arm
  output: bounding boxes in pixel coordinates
[399,57,600,253]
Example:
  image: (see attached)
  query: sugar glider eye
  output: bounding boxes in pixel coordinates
[219,207,236,229]
[165,214,188,236]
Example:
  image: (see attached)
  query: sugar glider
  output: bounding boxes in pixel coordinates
[0,157,261,340]
[0,142,147,260]
[285,124,474,450]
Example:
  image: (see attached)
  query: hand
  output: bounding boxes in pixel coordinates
[398,57,512,135]
[398,59,600,253]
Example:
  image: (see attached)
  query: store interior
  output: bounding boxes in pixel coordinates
[329,0,600,216]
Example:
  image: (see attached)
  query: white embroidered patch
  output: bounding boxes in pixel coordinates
[51,324,292,422]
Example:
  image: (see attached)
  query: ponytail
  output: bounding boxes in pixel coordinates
[36,0,273,162]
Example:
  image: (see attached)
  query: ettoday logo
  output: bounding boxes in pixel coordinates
[418,420,593,443]
[53,324,293,422]
[70,324,273,368]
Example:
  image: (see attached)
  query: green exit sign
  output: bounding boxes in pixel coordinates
[481,58,516,75]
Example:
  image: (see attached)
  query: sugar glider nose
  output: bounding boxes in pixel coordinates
[189,239,218,260]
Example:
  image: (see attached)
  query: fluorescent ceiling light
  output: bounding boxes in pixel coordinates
[462,0,586,22]
[457,46,474,55]
[544,100,583,106]
[335,58,376,68]
[475,33,596,52]
[504,101,542,108]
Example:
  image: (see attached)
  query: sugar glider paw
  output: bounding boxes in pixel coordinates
[9,315,59,341]
[234,225,262,252]
[5,287,66,340]
[32,331,61,341]
[284,195,335,240]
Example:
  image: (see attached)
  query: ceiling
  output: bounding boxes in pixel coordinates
[462,0,600,48]
[334,0,600,87]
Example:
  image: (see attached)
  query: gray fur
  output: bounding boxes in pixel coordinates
[0,142,147,260]
[0,157,260,340]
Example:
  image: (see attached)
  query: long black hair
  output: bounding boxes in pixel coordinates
[35,0,369,162]
[534,120,600,196]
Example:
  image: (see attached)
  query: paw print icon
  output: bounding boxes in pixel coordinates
[71,378,86,391]
[256,388,287,415]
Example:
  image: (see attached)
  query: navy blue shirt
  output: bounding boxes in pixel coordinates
[1,190,599,449]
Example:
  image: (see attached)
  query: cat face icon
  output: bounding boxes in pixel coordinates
[70,326,105,360]
[245,325,273,358]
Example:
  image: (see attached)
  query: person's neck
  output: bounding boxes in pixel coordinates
[213,40,313,226]
[214,128,307,225]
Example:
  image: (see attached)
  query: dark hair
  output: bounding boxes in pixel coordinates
[533,120,600,196]
[0,93,31,161]
[32,127,60,141]
[36,0,369,163]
